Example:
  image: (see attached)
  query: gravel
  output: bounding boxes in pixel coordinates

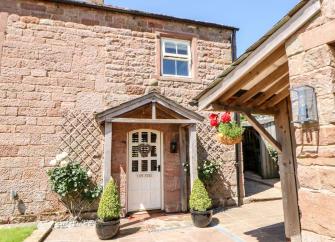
[54,220,96,229]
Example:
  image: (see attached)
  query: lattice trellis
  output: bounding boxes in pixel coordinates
[59,111,103,180]
[197,120,237,205]
[197,121,234,163]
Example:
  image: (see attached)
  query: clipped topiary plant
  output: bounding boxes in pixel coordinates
[189,178,212,212]
[97,179,121,221]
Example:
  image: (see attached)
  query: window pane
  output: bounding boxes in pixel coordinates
[151,160,157,171]
[151,146,157,157]
[132,160,138,172]
[165,41,176,54]
[132,146,138,158]
[141,132,148,142]
[177,60,189,76]
[132,132,139,143]
[177,43,188,55]
[151,133,157,143]
[142,160,148,172]
[163,59,176,75]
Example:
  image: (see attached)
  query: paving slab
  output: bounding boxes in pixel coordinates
[45,200,285,242]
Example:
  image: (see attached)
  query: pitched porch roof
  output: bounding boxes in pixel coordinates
[95,92,204,124]
[195,0,321,114]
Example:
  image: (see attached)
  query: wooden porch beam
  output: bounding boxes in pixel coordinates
[253,75,289,106]
[263,88,290,108]
[220,47,287,103]
[234,63,288,105]
[244,112,282,153]
[208,103,278,115]
[103,122,112,187]
[108,118,197,124]
[152,101,157,119]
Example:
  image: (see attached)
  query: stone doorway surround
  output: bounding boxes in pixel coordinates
[95,92,204,214]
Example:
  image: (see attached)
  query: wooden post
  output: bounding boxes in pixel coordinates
[188,124,198,189]
[179,126,188,212]
[103,122,112,187]
[152,101,157,119]
[275,98,301,242]
[244,112,282,153]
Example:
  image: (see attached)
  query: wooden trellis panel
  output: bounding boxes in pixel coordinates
[59,111,103,180]
[196,121,234,163]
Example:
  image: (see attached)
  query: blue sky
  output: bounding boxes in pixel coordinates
[105,0,300,57]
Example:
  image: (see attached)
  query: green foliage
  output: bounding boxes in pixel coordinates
[97,179,121,221]
[189,179,212,212]
[267,145,279,163]
[47,162,102,219]
[47,163,101,201]
[218,122,244,139]
[0,225,36,242]
[198,160,220,184]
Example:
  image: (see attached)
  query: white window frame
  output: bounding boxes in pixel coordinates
[161,38,192,78]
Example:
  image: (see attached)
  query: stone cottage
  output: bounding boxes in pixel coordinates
[196,0,335,241]
[0,0,238,220]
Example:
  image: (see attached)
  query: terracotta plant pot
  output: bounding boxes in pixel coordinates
[190,209,213,228]
[96,219,120,240]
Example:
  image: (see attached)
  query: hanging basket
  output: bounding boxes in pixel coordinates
[216,133,242,145]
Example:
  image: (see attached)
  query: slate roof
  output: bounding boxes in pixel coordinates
[45,0,238,31]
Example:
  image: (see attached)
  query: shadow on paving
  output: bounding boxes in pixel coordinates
[244,222,285,242]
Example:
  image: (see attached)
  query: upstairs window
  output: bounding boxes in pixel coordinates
[161,39,191,77]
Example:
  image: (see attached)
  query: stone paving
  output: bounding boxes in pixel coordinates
[45,200,285,242]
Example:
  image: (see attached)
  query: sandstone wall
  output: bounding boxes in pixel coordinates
[0,0,235,220]
[285,0,335,240]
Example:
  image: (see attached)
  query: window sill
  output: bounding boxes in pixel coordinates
[156,75,199,83]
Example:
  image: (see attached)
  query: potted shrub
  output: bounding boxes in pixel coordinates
[189,178,213,228]
[209,112,244,145]
[96,179,121,240]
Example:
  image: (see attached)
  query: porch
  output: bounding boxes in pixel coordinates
[95,92,204,215]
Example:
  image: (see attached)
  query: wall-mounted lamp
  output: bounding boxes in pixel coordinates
[290,85,318,125]
[170,140,178,153]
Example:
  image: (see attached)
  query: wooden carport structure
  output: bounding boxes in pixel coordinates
[194,1,321,241]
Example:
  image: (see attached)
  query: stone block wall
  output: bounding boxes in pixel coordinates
[285,0,335,240]
[0,0,235,220]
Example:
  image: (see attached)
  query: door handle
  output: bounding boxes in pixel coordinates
[158,165,161,172]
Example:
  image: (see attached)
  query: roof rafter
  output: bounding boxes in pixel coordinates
[233,63,288,105]
[219,47,287,103]
[252,75,290,106]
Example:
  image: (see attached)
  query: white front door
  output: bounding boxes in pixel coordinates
[128,129,162,212]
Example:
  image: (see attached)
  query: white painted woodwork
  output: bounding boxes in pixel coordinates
[198,0,320,110]
[103,122,112,187]
[128,129,162,212]
[188,125,198,189]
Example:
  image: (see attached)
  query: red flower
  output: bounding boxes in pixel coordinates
[209,113,219,127]
[209,113,218,120]
[221,112,231,123]
[210,119,219,127]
